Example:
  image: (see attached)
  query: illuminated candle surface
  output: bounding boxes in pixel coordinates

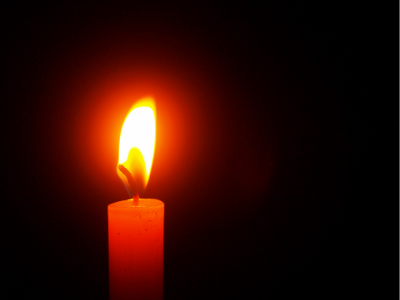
[109,98,163,300]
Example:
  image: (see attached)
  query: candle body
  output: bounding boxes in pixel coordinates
[108,199,164,300]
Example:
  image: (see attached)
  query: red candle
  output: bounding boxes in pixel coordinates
[108,98,163,300]
[108,199,163,300]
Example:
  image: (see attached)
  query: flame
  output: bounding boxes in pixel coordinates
[117,98,156,197]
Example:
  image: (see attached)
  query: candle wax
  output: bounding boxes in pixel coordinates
[108,199,164,300]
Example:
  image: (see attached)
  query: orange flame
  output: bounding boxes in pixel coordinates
[117,98,156,197]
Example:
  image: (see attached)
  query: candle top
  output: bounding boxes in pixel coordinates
[108,198,163,209]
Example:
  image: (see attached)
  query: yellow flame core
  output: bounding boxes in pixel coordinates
[118,98,156,196]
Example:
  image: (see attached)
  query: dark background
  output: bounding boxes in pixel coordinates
[1,2,397,299]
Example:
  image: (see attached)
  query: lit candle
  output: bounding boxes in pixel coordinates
[108,98,163,300]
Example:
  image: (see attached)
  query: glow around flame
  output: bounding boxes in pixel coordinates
[117,98,156,197]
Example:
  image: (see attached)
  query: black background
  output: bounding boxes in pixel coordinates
[1,2,397,299]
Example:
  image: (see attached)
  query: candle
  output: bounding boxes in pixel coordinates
[108,98,163,300]
[108,199,164,300]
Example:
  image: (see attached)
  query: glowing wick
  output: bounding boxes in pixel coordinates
[118,164,139,206]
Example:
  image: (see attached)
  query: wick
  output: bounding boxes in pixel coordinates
[118,164,139,206]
